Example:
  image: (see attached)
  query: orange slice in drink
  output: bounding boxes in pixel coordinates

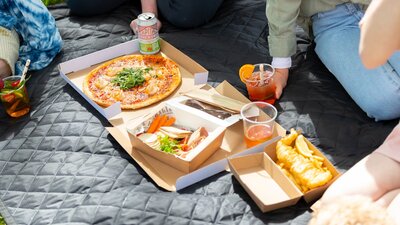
[239,64,255,83]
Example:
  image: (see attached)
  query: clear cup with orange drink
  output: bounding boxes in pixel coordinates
[0,76,30,118]
[240,101,277,148]
[239,63,276,104]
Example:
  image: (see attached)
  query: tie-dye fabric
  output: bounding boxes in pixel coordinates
[0,0,62,74]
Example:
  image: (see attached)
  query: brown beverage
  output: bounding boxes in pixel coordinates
[243,64,276,104]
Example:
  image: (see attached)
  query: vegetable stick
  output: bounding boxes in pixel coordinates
[8,99,21,113]
[180,135,189,144]
[147,114,161,133]
[155,115,168,131]
[180,144,189,152]
[163,116,176,126]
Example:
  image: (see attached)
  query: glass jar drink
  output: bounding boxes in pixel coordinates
[244,64,275,103]
[137,12,160,55]
[0,76,30,117]
[240,102,277,148]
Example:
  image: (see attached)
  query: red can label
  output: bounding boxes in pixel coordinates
[138,24,158,40]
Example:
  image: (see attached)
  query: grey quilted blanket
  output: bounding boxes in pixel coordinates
[0,0,397,224]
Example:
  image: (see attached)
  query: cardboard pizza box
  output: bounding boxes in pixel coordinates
[106,81,288,191]
[228,137,341,213]
[59,38,208,120]
[126,101,226,173]
[58,38,287,191]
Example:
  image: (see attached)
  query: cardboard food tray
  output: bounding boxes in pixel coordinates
[228,138,341,212]
[229,152,303,212]
[127,101,227,173]
[59,38,209,120]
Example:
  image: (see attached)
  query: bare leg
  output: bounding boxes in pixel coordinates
[321,152,400,202]
[387,192,400,224]
[376,189,400,207]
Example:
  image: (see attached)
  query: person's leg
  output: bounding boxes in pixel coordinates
[321,152,400,202]
[0,27,19,78]
[312,3,400,121]
[386,192,400,224]
[66,0,127,16]
[376,189,400,207]
[157,0,224,28]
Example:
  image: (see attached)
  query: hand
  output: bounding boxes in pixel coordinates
[130,17,162,36]
[273,68,289,99]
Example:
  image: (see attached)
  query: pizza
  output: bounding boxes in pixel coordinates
[83,54,181,109]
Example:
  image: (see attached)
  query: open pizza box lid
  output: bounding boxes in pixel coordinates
[58,38,209,120]
[106,81,288,191]
[228,136,341,212]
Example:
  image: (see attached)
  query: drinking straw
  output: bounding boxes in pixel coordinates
[20,59,31,82]
[259,64,265,86]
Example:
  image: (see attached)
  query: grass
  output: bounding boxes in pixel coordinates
[41,0,64,6]
[0,215,5,225]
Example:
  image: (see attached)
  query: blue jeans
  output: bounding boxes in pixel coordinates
[312,3,400,121]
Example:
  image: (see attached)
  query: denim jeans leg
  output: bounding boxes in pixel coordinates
[312,3,400,121]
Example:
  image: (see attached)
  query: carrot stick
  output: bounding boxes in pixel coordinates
[155,115,168,131]
[146,115,161,133]
[163,116,176,126]
[8,99,21,113]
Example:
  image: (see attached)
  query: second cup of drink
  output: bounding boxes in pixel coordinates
[240,101,277,148]
[243,63,275,103]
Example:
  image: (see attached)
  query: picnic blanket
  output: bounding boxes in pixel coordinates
[0,0,397,224]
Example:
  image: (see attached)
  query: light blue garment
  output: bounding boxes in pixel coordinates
[312,3,400,121]
[0,0,62,74]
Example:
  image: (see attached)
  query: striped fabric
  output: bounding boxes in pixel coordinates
[0,0,62,74]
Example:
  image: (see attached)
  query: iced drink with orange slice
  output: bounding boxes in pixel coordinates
[240,101,277,148]
[0,76,30,118]
[239,64,276,104]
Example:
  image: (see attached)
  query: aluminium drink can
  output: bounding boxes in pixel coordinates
[137,12,160,55]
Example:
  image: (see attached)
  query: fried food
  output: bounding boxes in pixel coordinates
[276,129,333,192]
